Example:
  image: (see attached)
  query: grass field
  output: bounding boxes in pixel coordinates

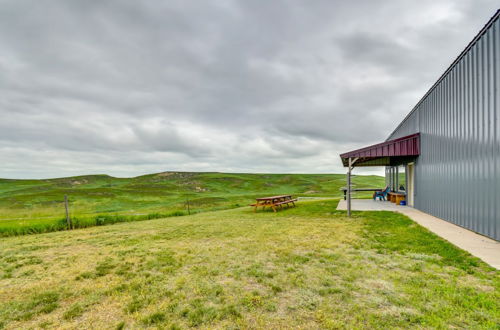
[0,172,384,236]
[0,200,498,329]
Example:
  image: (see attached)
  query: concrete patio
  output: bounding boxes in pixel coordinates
[337,199,500,270]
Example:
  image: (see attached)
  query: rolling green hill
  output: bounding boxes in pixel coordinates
[0,172,384,236]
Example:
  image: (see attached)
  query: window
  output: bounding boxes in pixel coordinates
[386,165,407,192]
[398,165,406,192]
[385,167,391,187]
[387,167,395,192]
[392,167,397,191]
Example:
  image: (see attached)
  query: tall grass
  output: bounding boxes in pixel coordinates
[0,211,188,237]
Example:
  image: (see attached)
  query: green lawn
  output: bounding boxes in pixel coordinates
[0,172,384,236]
[0,200,498,329]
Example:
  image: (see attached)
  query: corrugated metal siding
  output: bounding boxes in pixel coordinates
[387,15,500,241]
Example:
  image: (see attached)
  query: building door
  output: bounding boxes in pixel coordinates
[407,163,415,207]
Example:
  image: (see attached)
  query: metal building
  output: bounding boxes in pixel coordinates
[340,10,500,241]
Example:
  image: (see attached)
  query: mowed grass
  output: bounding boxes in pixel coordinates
[0,200,498,329]
[0,172,384,236]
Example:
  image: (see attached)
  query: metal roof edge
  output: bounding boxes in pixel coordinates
[340,133,420,158]
[386,9,500,141]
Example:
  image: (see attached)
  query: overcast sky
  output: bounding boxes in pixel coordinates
[1,0,498,179]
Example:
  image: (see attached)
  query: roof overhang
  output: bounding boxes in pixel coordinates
[340,133,420,167]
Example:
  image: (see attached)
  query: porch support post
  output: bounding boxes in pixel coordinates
[347,157,358,217]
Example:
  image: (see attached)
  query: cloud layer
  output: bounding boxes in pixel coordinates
[1,0,498,178]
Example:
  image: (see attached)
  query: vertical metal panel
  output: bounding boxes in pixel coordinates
[494,18,499,240]
[387,14,500,241]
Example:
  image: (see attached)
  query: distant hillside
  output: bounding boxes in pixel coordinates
[0,172,384,235]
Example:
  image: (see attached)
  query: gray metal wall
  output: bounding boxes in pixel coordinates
[387,14,500,241]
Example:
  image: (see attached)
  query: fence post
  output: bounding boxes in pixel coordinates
[64,195,72,229]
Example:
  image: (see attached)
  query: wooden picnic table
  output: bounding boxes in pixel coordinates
[251,195,297,212]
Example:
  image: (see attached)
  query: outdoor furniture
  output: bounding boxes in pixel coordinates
[388,192,406,204]
[373,186,390,201]
[340,188,384,200]
[250,195,297,212]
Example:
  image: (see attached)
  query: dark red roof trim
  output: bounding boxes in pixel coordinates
[340,133,420,166]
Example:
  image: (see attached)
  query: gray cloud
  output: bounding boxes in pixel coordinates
[1,0,498,178]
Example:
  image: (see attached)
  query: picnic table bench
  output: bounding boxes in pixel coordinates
[250,195,297,212]
[340,188,383,200]
[388,192,406,204]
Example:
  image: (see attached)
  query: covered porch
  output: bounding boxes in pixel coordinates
[339,133,420,216]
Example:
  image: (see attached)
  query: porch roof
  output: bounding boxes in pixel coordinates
[340,133,420,167]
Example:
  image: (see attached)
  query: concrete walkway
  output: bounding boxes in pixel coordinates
[337,199,500,270]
